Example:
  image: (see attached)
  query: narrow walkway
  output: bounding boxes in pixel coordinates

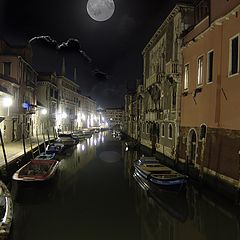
[0,135,55,167]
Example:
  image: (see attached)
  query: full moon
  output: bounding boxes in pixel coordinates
[87,0,115,22]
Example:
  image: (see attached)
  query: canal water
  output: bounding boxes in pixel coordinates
[9,131,240,240]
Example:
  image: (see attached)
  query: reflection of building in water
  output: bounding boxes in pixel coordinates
[132,174,240,240]
[57,137,98,193]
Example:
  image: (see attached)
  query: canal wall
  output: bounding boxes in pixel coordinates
[126,135,240,203]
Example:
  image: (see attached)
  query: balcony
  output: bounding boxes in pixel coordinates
[145,73,157,89]
[166,61,180,76]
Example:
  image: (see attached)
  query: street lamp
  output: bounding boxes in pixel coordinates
[62,112,67,119]
[3,97,13,116]
[41,108,47,115]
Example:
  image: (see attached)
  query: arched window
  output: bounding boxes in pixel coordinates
[200,124,207,140]
[168,124,173,139]
[188,129,197,164]
[161,124,165,137]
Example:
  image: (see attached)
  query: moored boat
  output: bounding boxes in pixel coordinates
[34,152,56,160]
[13,160,59,182]
[45,142,64,154]
[134,156,188,192]
[82,129,92,138]
[0,181,13,238]
[57,134,76,146]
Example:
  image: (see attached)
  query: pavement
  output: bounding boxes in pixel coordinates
[0,135,55,167]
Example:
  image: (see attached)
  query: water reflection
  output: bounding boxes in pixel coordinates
[124,149,240,240]
[9,132,240,240]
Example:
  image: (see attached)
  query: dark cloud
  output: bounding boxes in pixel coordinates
[29,35,110,83]
[92,69,110,82]
[29,36,92,63]
[29,35,58,48]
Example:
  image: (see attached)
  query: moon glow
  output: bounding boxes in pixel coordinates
[87,0,115,22]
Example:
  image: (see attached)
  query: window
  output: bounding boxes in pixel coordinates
[207,51,214,83]
[168,124,173,139]
[161,124,165,137]
[200,124,207,140]
[3,62,11,76]
[54,90,58,99]
[197,56,204,85]
[172,88,176,108]
[50,88,54,97]
[184,64,189,90]
[229,35,239,75]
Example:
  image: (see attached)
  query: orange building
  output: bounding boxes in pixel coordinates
[179,0,240,189]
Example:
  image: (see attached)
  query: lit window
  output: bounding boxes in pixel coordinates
[184,64,189,90]
[197,56,204,85]
[207,51,214,83]
[229,35,239,75]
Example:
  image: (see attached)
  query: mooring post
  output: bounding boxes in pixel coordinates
[0,129,8,174]
[36,129,40,155]
[47,129,50,145]
[42,132,46,153]
[29,135,34,159]
[22,133,27,160]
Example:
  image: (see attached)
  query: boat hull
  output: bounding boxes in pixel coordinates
[12,160,59,182]
[134,158,188,192]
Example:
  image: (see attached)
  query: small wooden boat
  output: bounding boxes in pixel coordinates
[134,156,187,192]
[0,181,13,238]
[34,152,56,160]
[46,143,64,154]
[13,160,59,182]
[58,134,76,146]
[82,130,92,138]
[72,131,85,141]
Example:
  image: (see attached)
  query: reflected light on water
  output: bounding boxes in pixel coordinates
[81,144,85,151]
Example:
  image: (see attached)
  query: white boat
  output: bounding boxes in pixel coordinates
[134,156,188,192]
[0,181,13,238]
[35,152,56,160]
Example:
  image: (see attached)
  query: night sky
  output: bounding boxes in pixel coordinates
[1,0,193,108]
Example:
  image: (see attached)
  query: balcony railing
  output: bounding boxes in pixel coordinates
[166,61,179,75]
[145,73,157,88]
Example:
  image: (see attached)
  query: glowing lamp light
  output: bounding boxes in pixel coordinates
[41,108,47,115]
[3,97,13,107]
[62,112,67,119]
[82,113,86,121]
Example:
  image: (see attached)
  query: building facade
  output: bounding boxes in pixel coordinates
[36,72,59,135]
[0,40,37,143]
[105,107,124,129]
[141,3,194,159]
[179,0,240,187]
